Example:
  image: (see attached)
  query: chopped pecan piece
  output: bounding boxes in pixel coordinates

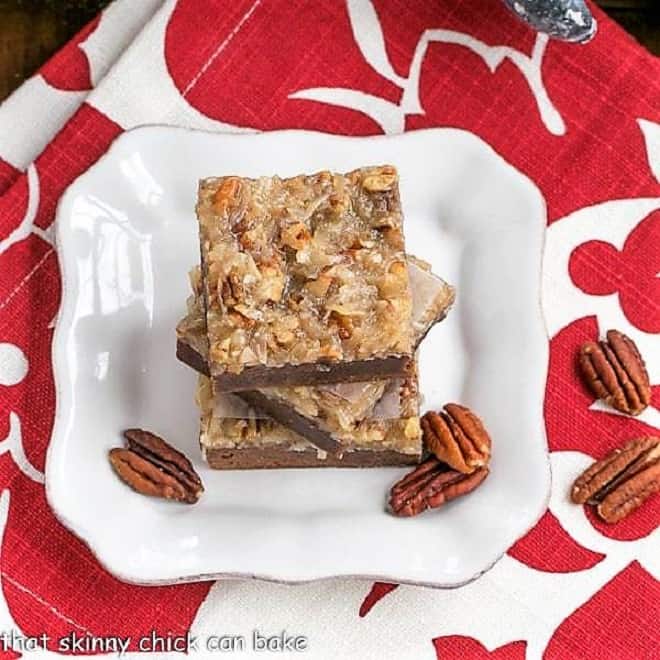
[280,222,311,250]
[213,177,242,215]
[362,171,397,192]
[256,263,285,303]
[421,404,491,474]
[381,226,404,249]
[579,329,651,416]
[305,272,333,298]
[220,270,245,307]
[389,457,489,517]
[109,429,204,504]
[330,311,354,340]
[571,436,660,523]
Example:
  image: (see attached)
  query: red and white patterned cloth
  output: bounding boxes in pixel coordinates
[0,1,658,657]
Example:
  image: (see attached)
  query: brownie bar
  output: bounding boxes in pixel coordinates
[178,259,454,453]
[197,367,423,468]
[197,166,413,390]
[180,260,453,451]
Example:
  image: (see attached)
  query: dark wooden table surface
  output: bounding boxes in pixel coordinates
[0,0,658,102]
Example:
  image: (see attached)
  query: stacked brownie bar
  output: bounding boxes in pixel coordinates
[176,166,454,469]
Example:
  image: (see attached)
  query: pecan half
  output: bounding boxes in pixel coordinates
[579,329,651,416]
[109,429,204,504]
[421,404,491,474]
[389,457,489,517]
[571,436,660,523]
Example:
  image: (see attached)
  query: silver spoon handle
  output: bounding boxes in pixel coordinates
[502,0,597,43]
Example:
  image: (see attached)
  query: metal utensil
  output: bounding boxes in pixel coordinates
[502,0,597,43]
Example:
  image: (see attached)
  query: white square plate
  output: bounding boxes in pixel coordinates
[47,127,550,587]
